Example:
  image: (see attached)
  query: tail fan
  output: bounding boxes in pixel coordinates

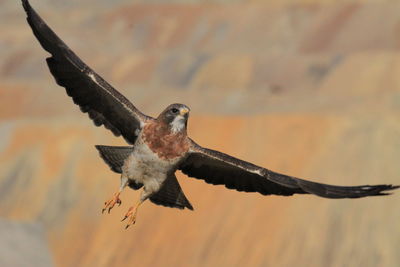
[150,174,194,210]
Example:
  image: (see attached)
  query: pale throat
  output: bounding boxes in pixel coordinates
[170,116,186,133]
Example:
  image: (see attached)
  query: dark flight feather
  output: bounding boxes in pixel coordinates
[22,0,150,144]
[95,145,142,190]
[180,140,399,198]
[95,145,133,174]
[150,174,193,210]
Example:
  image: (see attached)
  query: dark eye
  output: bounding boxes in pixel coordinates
[171,108,179,114]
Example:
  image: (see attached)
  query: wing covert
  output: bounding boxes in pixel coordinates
[22,0,150,144]
[179,140,399,198]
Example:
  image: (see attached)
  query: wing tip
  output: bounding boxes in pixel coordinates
[368,184,399,195]
[379,184,399,194]
[332,184,399,199]
[22,0,36,21]
[21,0,30,12]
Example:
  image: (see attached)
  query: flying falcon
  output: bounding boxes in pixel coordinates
[22,0,398,228]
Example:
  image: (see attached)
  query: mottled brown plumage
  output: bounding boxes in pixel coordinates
[142,119,189,161]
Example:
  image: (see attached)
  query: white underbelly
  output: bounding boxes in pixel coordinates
[122,139,180,191]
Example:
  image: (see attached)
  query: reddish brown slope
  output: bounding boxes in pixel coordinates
[1,114,399,267]
[1,1,400,267]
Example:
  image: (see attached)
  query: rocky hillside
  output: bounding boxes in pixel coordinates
[1,0,399,266]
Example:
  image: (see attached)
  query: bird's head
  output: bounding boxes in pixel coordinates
[158,103,190,133]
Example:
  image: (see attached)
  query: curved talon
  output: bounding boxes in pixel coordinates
[102,193,122,214]
[121,206,136,228]
[125,217,136,229]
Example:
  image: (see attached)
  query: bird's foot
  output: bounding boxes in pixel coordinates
[121,206,137,229]
[102,192,122,214]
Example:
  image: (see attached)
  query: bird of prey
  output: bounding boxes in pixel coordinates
[22,0,398,228]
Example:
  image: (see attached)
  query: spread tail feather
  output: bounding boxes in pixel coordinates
[95,145,133,174]
[150,174,194,210]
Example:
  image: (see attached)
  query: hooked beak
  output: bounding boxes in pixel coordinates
[180,108,189,116]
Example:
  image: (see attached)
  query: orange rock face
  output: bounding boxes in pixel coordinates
[1,1,400,267]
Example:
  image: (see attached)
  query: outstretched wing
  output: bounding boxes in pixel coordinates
[22,0,150,144]
[179,140,399,198]
[95,145,134,174]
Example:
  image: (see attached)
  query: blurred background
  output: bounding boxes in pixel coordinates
[1,0,400,266]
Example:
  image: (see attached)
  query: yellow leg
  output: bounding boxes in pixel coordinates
[102,176,128,214]
[121,200,143,229]
[121,188,151,229]
[102,192,122,214]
